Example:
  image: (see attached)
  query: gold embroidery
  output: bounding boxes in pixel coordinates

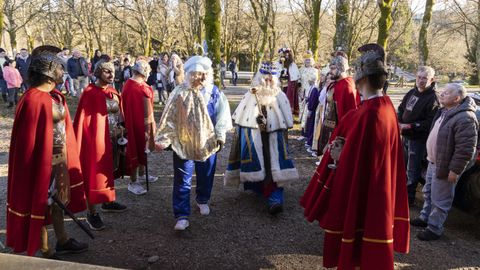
[394,217,410,222]
[241,128,253,164]
[324,229,343,234]
[92,187,115,192]
[8,207,45,220]
[282,133,289,160]
[363,237,394,244]
[70,181,84,189]
[342,238,355,243]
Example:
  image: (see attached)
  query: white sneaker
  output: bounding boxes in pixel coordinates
[197,203,210,216]
[174,219,189,230]
[312,152,317,157]
[128,182,147,195]
[315,161,321,166]
[138,174,158,183]
[297,136,305,141]
[306,148,313,153]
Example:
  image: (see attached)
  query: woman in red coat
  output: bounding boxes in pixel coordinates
[6,46,88,258]
[301,44,410,270]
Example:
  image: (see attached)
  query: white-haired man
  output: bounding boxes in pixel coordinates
[155,55,232,231]
[412,83,478,241]
[224,62,299,215]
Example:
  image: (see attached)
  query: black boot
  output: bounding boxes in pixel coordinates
[2,94,6,102]
[7,102,13,108]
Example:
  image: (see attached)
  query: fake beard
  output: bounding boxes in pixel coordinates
[256,85,280,106]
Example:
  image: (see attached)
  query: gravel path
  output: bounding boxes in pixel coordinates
[0,86,479,270]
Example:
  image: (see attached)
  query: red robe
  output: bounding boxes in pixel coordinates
[7,88,86,256]
[74,83,119,204]
[301,96,410,270]
[121,79,153,170]
[286,80,299,115]
[333,77,360,121]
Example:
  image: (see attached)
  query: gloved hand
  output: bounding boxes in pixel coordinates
[217,140,225,151]
[256,115,266,126]
[256,115,267,132]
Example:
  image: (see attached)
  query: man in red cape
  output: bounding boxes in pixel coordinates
[301,44,410,270]
[317,51,359,154]
[74,58,127,231]
[121,59,157,195]
[6,46,88,258]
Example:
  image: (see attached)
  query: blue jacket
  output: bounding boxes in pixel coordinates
[67,57,88,79]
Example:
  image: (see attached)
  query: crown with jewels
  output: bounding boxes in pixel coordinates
[259,62,278,75]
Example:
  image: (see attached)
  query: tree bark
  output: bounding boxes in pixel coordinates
[204,0,222,85]
[476,0,480,84]
[334,0,350,52]
[0,0,4,46]
[419,0,434,65]
[310,0,322,60]
[377,0,394,49]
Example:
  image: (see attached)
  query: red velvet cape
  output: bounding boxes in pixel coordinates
[73,83,119,204]
[333,77,360,121]
[301,96,410,270]
[7,88,86,256]
[121,79,153,169]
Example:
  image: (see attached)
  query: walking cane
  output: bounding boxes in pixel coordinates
[145,147,150,192]
[117,129,128,180]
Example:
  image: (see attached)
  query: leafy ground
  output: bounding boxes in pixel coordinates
[0,86,479,270]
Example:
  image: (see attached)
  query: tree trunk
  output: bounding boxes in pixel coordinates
[8,30,17,56]
[419,0,434,65]
[0,0,4,46]
[377,0,394,49]
[204,0,222,86]
[334,0,350,52]
[476,0,480,84]
[310,0,322,60]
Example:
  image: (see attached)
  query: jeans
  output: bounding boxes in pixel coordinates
[59,73,75,95]
[172,152,217,220]
[220,71,226,87]
[419,162,457,236]
[7,88,19,104]
[231,71,238,86]
[404,138,427,203]
[73,75,89,96]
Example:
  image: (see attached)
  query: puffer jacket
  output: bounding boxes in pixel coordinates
[433,96,479,179]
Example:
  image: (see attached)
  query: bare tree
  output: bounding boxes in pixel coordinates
[335,0,350,52]
[377,0,394,49]
[4,0,46,54]
[249,0,276,67]
[204,0,222,84]
[450,0,480,83]
[419,0,435,65]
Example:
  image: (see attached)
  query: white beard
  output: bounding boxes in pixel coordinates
[256,85,280,106]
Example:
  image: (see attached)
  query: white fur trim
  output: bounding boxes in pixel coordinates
[232,91,294,132]
[272,168,299,187]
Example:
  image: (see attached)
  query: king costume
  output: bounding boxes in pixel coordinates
[224,62,299,214]
[155,55,232,229]
[300,44,410,270]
